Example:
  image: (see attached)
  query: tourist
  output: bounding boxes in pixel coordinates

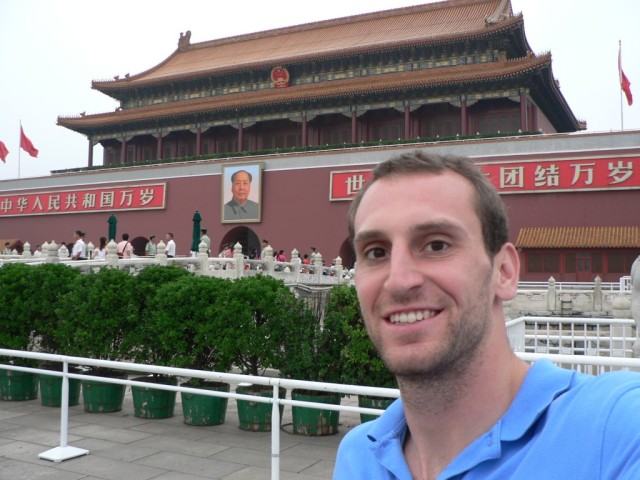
[200,229,211,255]
[96,236,108,260]
[165,232,176,258]
[145,235,156,256]
[33,244,43,257]
[2,242,11,255]
[117,233,133,258]
[71,230,87,260]
[334,151,640,479]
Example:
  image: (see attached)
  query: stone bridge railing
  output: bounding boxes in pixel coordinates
[0,240,353,287]
[506,277,632,319]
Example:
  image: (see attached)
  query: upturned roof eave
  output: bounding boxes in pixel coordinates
[60,55,561,135]
[92,15,526,97]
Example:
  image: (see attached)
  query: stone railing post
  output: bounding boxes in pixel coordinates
[593,275,603,311]
[105,240,119,267]
[22,241,32,258]
[233,242,245,278]
[156,241,168,266]
[86,241,95,260]
[547,276,557,312]
[334,256,343,281]
[314,252,324,279]
[263,245,274,275]
[291,248,301,279]
[45,241,59,264]
[197,240,209,275]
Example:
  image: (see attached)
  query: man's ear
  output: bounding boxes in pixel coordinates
[494,243,520,301]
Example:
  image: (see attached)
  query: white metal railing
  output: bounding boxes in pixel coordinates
[0,349,399,480]
[506,315,638,368]
[517,280,624,291]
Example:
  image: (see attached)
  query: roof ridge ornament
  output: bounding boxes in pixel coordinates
[178,30,192,51]
[485,0,511,25]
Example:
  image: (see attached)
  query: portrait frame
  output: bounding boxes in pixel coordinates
[221,162,263,223]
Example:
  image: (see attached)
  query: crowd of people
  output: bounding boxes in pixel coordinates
[5,229,331,270]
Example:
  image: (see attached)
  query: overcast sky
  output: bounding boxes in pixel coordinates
[1,0,638,179]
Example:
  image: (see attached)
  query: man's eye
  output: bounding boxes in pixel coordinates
[426,241,448,252]
[364,247,387,260]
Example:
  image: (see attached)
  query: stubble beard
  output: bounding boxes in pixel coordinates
[369,278,493,391]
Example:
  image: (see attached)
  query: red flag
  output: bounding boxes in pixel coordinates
[0,141,8,163]
[619,45,633,106]
[20,126,39,158]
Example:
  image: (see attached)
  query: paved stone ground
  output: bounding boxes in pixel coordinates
[0,383,364,480]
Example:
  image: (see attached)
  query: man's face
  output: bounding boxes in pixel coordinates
[231,171,251,205]
[352,171,509,380]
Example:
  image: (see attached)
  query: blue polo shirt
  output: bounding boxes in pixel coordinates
[334,360,640,479]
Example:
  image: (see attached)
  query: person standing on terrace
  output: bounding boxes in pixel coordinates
[334,151,640,479]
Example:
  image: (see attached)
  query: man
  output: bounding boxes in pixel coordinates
[116,233,133,258]
[71,230,87,260]
[334,151,640,479]
[145,235,156,256]
[223,169,259,221]
[200,229,211,255]
[165,232,176,258]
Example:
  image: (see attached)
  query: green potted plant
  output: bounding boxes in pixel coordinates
[147,275,236,425]
[279,285,347,436]
[30,263,83,407]
[123,266,194,419]
[55,267,138,413]
[334,284,397,423]
[224,275,301,431]
[0,263,39,401]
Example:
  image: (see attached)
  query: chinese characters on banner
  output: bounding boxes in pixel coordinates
[330,157,640,200]
[0,184,166,217]
[480,157,639,193]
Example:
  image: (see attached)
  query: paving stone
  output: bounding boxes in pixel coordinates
[134,451,245,478]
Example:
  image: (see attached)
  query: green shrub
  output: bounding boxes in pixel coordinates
[224,275,309,376]
[30,264,83,354]
[279,288,346,384]
[55,268,137,366]
[130,275,236,379]
[329,285,396,388]
[0,264,37,364]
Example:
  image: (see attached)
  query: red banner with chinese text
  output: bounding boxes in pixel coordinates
[330,157,640,200]
[0,183,166,217]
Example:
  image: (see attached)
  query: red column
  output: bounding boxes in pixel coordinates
[87,139,93,167]
[196,127,202,156]
[238,123,244,152]
[404,105,411,139]
[157,133,163,160]
[120,138,126,164]
[520,92,529,131]
[351,111,357,143]
[302,115,308,147]
[461,100,468,136]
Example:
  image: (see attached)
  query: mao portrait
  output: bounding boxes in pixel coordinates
[221,163,262,223]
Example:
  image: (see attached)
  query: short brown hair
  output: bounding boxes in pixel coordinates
[348,151,509,256]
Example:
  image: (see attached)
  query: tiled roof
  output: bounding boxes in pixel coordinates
[93,0,516,89]
[60,54,548,129]
[515,227,640,248]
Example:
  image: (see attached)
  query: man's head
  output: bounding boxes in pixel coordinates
[350,151,518,381]
[349,151,508,258]
[122,233,129,241]
[166,232,173,240]
[201,229,207,235]
[231,170,252,206]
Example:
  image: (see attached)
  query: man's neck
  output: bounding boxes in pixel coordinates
[399,349,529,480]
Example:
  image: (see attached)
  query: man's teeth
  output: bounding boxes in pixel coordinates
[389,310,435,324]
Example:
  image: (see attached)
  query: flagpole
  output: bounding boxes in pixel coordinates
[18,122,21,179]
[620,40,624,131]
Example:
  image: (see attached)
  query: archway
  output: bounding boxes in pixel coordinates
[338,237,355,269]
[220,226,260,258]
